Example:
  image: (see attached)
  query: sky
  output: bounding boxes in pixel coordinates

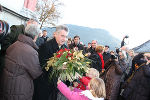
[60,0,150,48]
[1,0,150,49]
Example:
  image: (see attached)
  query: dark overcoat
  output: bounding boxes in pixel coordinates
[122,64,150,100]
[89,52,102,72]
[33,38,67,100]
[104,59,127,100]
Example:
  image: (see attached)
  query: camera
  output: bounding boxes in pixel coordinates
[111,55,117,59]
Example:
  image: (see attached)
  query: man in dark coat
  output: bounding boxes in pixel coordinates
[121,53,150,100]
[87,40,97,55]
[36,30,50,47]
[69,35,85,52]
[33,25,69,100]
[103,45,111,64]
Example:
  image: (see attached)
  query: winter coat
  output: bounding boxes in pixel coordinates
[87,47,96,54]
[57,82,104,100]
[69,43,85,54]
[104,59,127,100]
[33,38,67,100]
[89,52,103,72]
[0,34,42,100]
[35,37,44,47]
[69,43,84,51]
[122,64,150,100]
[41,36,49,42]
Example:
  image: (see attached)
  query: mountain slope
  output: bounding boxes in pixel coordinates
[44,24,121,50]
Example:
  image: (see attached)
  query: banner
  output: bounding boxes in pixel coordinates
[24,0,37,11]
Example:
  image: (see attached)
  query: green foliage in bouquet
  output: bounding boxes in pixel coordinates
[45,48,91,81]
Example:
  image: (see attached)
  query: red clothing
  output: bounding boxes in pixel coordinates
[76,76,91,90]
[97,53,104,70]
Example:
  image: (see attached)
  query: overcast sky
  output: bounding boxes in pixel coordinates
[1,0,150,48]
[60,0,150,48]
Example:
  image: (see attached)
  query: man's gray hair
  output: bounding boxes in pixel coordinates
[25,24,41,37]
[55,25,69,33]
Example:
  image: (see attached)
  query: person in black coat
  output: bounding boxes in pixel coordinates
[89,45,105,72]
[69,35,84,52]
[87,40,97,55]
[121,53,150,100]
[103,45,111,64]
[33,25,69,100]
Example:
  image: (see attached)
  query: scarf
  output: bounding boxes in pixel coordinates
[97,53,104,70]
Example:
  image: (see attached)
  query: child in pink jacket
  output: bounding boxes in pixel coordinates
[57,77,106,100]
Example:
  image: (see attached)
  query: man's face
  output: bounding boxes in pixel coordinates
[91,40,97,49]
[43,31,47,37]
[88,43,91,48]
[55,30,68,46]
[74,37,80,45]
[104,47,109,52]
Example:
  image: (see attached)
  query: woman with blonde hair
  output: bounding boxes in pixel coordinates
[57,77,106,100]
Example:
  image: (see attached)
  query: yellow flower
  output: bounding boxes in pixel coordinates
[86,62,90,64]
[78,51,84,58]
[77,62,82,66]
[45,67,49,71]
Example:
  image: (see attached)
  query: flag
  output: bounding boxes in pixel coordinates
[24,0,37,11]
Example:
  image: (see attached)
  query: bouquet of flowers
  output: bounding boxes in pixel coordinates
[45,48,91,81]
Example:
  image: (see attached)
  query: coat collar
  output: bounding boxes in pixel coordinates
[18,34,38,50]
[81,90,104,100]
[51,38,67,52]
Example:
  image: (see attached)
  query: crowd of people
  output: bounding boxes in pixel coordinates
[0,5,150,100]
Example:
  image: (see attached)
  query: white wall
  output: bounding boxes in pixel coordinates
[0,11,26,26]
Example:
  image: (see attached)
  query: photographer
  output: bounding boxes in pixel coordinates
[104,51,127,100]
[110,50,118,60]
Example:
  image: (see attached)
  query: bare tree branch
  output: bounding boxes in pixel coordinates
[35,0,63,29]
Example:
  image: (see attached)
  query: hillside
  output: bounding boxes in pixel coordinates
[44,24,121,50]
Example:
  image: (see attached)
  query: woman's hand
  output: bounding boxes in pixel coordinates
[57,79,62,85]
